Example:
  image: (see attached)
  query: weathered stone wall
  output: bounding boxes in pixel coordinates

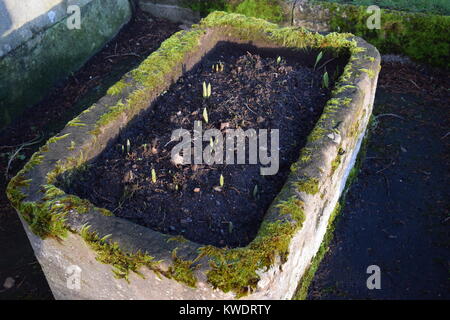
[139,0,199,24]
[289,0,331,31]
[0,0,132,129]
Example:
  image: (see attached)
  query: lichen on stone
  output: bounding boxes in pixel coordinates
[296,177,320,195]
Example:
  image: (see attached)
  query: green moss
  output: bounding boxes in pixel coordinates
[342,97,353,106]
[201,12,356,51]
[319,0,450,15]
[300,148,313,162]
[46,161,65,185]
[200,214,304,297]
[230,0,284,22]
[6,174,31,207]
[107,80,131,96]
[181,0,227,16]
[90,29,206,135]
[297,177,320,195]
[7,150,93,240]
[316,1,450,68]
[307,126,328,143]
[166,249,198,288]
[17,185,94,239]
[80,225,161,281]
[67,119,87,127]
[67,141,76,151]
[183,0,284,22]
[198,196,304,297]
[81,226,199,287]
[168,235,188,243]
[6,149,46,209]
[18,201,68,239]
[47,133,71,144]
[365,55,376,62]
[330,151,343,175]
[98,208,114,217]
[91,100,126,135]
[290,162,299,173]
[277,197,306,222]
[360,68,376,79]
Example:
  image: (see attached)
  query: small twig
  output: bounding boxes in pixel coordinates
[229,186,241,194]
[375,113,406,121]
[5,135,43,178]
[105,52,141,59]
[244,103,257,115]
[317,58,335,71]
[16,276,26,289]
[376,159,395,174]
[409,79,420,89]
[381,173,390,197]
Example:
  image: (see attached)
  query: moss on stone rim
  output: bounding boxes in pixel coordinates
[296,177,320,195]
[293,116,373,299]
[80,225,199,288]
[196,196,305,297]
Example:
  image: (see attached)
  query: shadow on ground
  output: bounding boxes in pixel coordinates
[308,61,450,299]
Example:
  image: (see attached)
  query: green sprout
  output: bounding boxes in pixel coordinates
[314,51,323,70]
[212,63,224,72]
[126,139,131,154]
[203,107,209,123]
[276,56,282,64]
[219,174,224,187]
[228,221,233,234]
[253,184,258,198]
[151,168,157,183]
[322,71,329,89]
[202,81,212,98]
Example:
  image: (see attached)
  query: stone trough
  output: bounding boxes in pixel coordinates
[7,12,380,300]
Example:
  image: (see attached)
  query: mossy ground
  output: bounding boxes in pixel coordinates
[183,0,285,22]
[314,1,450,68]
[320,0,450,15]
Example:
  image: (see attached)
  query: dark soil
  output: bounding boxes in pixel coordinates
[308,61,450,299]
[0,9,178,300]
[63,42,340,248]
